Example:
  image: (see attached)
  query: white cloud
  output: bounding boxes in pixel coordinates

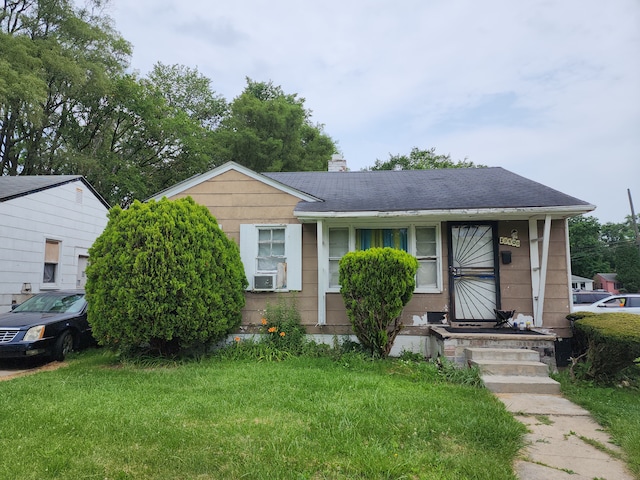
[106,0,640,223]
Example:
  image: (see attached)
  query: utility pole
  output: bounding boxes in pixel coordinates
[629,188,640,255]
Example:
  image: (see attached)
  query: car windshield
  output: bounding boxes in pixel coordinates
[13,293,86,314]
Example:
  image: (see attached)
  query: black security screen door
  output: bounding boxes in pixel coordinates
[448,223,500,322]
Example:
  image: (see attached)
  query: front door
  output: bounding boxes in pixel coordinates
[448,223,500,322]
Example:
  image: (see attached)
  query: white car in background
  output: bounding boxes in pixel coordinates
[572,294,640,315]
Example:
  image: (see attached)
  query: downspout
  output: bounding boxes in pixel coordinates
[316,220,326,325]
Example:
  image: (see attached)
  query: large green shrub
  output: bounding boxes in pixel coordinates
[570,312,640,381]
[339,247,419,358]
[85,197,248,355]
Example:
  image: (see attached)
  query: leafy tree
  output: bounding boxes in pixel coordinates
[146,63,227,130]
[0,3,226,207]
[601,215,640,269]
[568,216,611,279]
[85,197,248,356]
[368,147,485,171]
[0,0,131,176]
[614,244,640,293]
[212,78,336,172]
[339,248,418,358]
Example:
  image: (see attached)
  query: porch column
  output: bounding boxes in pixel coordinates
[529,215,552,327]
[316,220,326,325]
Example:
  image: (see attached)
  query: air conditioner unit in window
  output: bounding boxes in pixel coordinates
[253,274,276,291]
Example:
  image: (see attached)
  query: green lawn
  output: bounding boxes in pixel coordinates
[555,371,640,478]
[0,350,525,480]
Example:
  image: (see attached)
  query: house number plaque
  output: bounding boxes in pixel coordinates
[499,229,521,248]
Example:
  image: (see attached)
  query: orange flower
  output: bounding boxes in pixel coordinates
[261,318,268,325]
[279,331,286,337]
[234,336,241,343]
[268,326,277,333]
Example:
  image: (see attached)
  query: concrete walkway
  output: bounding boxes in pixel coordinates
[497,393,636,480]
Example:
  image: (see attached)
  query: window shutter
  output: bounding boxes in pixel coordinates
[285,224,302,290]
[239,224,257,290]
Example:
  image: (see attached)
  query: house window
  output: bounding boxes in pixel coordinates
[356,228,407,250]
[416,227,438,288]
[239,224,302,291]
[328,225,441,291]
[43,239,61,284]
[257,228,285,272]
[329,228,349,287]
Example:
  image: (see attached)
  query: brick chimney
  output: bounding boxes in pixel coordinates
[328,154,347,172]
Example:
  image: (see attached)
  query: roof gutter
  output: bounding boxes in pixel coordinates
[293,204,596,222]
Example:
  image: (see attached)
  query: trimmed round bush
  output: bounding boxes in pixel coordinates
[339,247,419,358]
[85,197,248,355]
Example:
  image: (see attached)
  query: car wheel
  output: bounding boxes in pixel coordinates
[53,331,74,361]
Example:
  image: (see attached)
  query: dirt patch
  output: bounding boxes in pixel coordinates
[0,361,68,382]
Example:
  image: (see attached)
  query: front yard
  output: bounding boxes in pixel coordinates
[0,350,525,480]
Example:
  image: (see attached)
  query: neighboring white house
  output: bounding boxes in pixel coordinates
[571,275,594,291]
[0,176,109,312]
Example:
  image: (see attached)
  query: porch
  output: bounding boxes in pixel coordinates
[427,325,558,371]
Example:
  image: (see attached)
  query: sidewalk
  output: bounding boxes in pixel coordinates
[497,393,635,480]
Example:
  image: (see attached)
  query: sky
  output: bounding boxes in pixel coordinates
[104,0,639,224]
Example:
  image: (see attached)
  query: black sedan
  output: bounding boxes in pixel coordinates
[0,291,94,361]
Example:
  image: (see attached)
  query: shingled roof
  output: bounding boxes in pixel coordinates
[264,167,593,214]
[0,175,110,208]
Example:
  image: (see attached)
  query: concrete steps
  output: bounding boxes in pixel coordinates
[466,347,560,394]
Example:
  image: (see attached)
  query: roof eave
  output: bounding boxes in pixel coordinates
[0,176,110,209]
[148,161,321,203]
[294,204,597,223]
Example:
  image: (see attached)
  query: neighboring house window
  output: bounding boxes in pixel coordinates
[43,239,61,284]
[328,225,441,292]
[240,224,302,291]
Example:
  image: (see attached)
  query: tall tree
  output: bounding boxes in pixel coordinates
[212,78,336,172]
[1,2,228,207]
[0,0,131,177]
[368,147,485,170]
[146,63,227,130]
[568,216,612,279]
[614,244,640,293]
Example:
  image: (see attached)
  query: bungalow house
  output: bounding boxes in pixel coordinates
[150,161,595,359]
[0,176,109,312]
[593,273,622,294]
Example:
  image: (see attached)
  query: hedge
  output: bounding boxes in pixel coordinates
[570,312,640,380]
